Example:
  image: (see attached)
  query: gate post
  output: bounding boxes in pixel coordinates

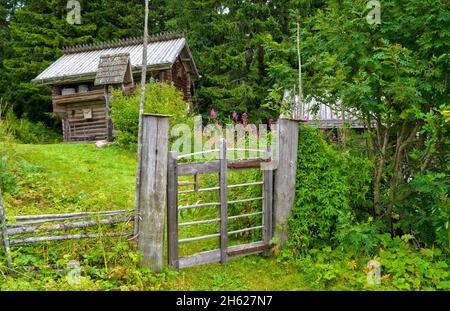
[136,114,170,273]
[0,188,13,269]
[273,118,300,247]
[167,151,179,270]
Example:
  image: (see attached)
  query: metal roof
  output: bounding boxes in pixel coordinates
[33,34,199,85]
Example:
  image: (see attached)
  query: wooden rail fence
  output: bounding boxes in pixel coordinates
[0,188,134,269]
[1,116,300,273]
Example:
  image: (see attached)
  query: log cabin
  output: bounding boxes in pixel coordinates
[32,32,199,142]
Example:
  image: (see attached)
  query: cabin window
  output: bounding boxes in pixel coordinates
[82,107,93,120]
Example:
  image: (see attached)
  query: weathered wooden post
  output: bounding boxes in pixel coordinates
[219,138,228,264]
[136,114,170,273]
[0,188,12,269]
[263,146,274,256]
[167,151,179,270]
[273,118,300,247]
[104,85,113,142]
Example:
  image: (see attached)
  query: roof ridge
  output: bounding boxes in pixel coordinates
[63,32,184,54]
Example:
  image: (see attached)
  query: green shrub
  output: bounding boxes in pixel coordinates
[111,81,191,146]
[287,126,373,253]
[0,101,61,144]
[396,172,450,251]
[281,235,450,290]
[377,235,450,290]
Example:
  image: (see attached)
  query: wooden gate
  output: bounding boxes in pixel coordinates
[167,139,273,269]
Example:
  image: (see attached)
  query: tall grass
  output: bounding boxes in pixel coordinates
[0,99,61,144]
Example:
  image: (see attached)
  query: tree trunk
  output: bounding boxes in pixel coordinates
[133,0,149,238]
[373,120,390,216]
[386,123,420,231]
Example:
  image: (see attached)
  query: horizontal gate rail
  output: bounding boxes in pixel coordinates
[178,202,220,210]
[228,226,264,235]
[228,197,264,204]
[179,197,263,211]
[177,148,267,161]
[178,241,269,269]
[179,233,221,243]
[177,149,220,159]
[177,159,269,176]
[178,211,263,227]
[178,181,263,194]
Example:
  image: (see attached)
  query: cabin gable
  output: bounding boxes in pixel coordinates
[33,33,199,143]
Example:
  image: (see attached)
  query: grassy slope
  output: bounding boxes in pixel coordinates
[2,143,309,291]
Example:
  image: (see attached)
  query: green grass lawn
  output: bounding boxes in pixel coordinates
[0,143,310,291]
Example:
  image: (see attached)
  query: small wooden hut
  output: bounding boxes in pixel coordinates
[32,32,199,142]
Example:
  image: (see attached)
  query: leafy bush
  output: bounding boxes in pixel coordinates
[335,215,382,255]
[281,235,450,290]
[287,126,373,253]
[111,81,191,146]
[0,101,61,144]
[377,235,450,290]
[396,172,450,251]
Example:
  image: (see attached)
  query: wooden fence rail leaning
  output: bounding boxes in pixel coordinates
[0,188,134,269]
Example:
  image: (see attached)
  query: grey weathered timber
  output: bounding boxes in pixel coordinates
[0,189,12,269]
[177,159,267,176]
[167,152,179,270]
[10,232,131,245]
[227,159,269,170]
[178,242,268,268]
[273,118,300,247]
[13,210,132,221]
[94,53,133,86]
[194,173,200,192]
[177,161,220,176]
[137,114,169,273]
[219,139,228,265]
[104,85,113,141]
[263,157,274,256]
[7,215,132,236]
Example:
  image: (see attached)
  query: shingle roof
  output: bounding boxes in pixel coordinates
[94,53,132,86]
[32,32,199,85]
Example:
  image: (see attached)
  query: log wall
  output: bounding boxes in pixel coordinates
[51,62,192,142]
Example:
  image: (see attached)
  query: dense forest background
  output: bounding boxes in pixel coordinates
[0,0,325,126]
